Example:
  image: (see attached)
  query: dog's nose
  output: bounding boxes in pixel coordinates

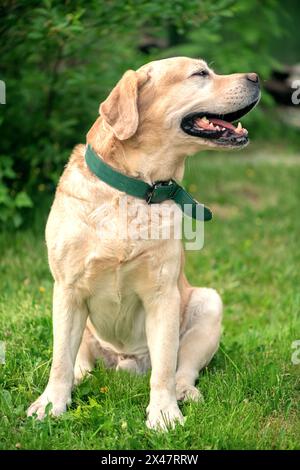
[246,73,259,84]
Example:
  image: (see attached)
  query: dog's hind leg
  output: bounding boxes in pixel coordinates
[176,287,222,402]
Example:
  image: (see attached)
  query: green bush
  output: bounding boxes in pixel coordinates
[0,0,291,227]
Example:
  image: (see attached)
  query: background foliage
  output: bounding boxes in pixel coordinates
[0,0,299,226]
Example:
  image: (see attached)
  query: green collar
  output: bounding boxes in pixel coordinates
[85,144,212,221]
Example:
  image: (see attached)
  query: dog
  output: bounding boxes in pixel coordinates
[27,57,260,430]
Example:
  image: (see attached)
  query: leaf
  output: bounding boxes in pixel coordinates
[12,213,23,228]
[14,191,33,208]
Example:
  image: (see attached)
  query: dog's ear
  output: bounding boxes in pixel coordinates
[99,70,148,140]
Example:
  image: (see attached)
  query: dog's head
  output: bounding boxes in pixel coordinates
[97,57,260,156]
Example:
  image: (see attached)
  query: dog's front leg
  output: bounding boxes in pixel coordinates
[27,282,88,419]
[144,288,184,431]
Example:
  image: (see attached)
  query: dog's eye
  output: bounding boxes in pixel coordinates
[191,70,209,78]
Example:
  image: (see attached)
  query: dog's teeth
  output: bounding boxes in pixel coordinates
[222,127,226,131]
[236,122,243,134]
[215,126,220,131]
[202,116,209,123]
[209,122,214,128]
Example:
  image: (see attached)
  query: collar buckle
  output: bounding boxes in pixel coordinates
[146,180,176,204]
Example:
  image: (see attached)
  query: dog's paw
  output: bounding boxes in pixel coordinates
[176,383,203,403]
[27,392,71,420]
[146,403,185,432]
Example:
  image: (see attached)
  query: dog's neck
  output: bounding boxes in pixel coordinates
[86,117,187,183]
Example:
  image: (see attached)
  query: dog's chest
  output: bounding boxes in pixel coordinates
[81,197,181,355]
[87,263,148,355]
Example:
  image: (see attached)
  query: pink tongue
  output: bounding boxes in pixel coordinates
[209,118,236,131]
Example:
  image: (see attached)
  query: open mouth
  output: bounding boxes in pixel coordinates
[180,100,259,146]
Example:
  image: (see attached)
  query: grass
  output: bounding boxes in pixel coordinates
[0,144,300,450]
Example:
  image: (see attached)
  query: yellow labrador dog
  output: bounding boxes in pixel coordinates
[27,57,260,430]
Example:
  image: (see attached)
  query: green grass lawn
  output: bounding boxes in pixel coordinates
[0,146,300,450]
